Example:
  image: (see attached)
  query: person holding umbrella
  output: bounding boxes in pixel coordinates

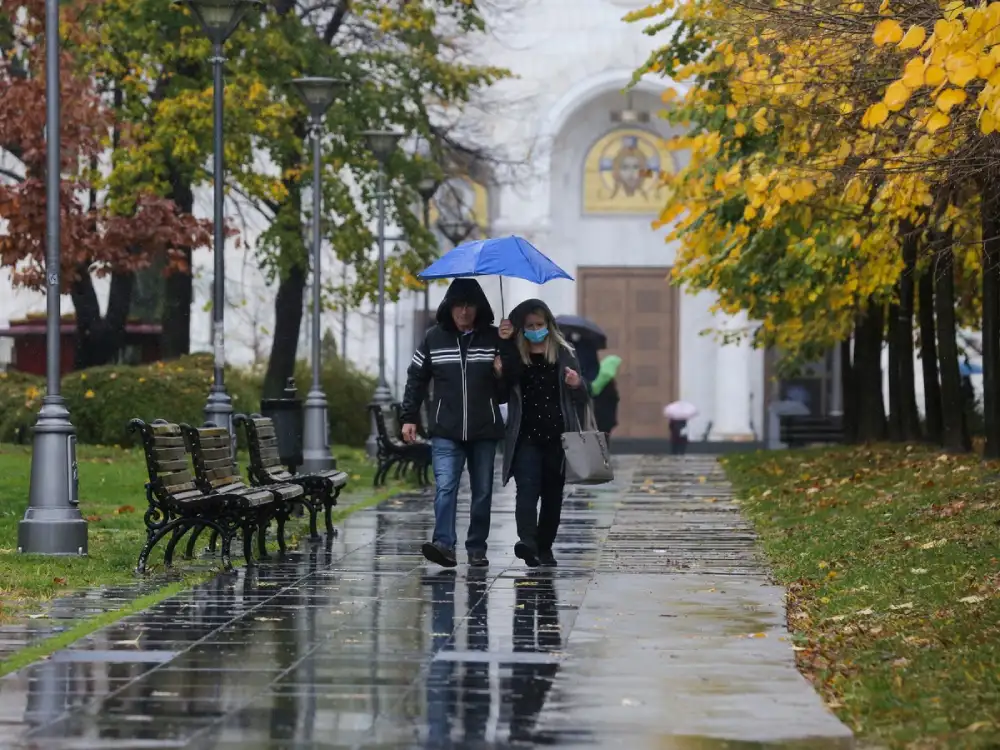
[496,300,590,568]
[664,400,698,455]
[400,278,507,569]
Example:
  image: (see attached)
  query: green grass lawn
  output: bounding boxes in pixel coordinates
[724,445,1000,749]
[0,442,384,619]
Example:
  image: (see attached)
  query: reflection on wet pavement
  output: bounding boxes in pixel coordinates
[0,457,854,749]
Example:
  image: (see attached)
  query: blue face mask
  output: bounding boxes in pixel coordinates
[524,327,549,344]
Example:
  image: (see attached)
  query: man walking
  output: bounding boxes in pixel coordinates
[401,278,506,568]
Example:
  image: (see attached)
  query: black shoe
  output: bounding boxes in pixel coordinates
[514,541,539,568]
[538,549,557,567]
[422,541,457,568]
[468,550,489,568]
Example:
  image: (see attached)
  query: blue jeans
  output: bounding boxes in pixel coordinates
[431,438,497,553]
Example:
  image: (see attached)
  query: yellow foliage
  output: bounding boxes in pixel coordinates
[873,19,904,46]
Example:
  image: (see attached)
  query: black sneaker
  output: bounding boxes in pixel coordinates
[468,550,489,568]
[422,541,457,568]
[514,541,539,568]
[538,549,557,568]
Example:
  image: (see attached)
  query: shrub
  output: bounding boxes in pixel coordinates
[292,357,375,447]
[0,353,374,447]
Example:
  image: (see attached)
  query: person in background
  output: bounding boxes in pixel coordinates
[400,278,506,569]
[668,418,688,455]
[590,354,621,446]
[497,299,589,568]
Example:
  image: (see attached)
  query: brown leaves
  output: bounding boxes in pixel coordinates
[114,505,135,515]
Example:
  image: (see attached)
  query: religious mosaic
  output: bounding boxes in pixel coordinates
[582,128,674,215]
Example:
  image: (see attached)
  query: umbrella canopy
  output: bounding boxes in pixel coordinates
[664,401,698,421]
[418,235,573,285]
[555,314,608,350]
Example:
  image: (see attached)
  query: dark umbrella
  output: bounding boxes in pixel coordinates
[555,315,607,350]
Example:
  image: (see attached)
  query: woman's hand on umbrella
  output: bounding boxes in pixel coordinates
[499,319,514,340]
[564,367,581,388]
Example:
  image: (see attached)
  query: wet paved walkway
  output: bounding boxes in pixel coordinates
[0,456,854,749]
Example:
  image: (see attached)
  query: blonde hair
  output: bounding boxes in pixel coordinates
[516,307,573,365]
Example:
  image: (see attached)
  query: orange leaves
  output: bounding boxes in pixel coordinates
[0,1,211,291]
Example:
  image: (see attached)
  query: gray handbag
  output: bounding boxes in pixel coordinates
[562,404,614,485]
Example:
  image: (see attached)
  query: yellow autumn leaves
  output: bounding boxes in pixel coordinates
[869,4,1000,136]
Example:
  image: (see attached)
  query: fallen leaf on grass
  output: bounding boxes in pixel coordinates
[920,538,948,549]
[889,602,913,611]
[892,657,909,668]
[52,577,66,586]
[962,721,994,733]
[84,515,101,522]
[959,595,987,604]
[115,505,136,515]
[910,568,928,575]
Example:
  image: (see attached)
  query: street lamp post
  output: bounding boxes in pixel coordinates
[18,0,89,555]
[183,0,261,443]
[416,177,440,331]
[438,218,477,252]
[290,77,346,472]
[362,129,403,458]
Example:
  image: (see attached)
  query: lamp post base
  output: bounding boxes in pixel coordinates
[19,396,88,556]
[204,386,234,433]
[365,382,394,458]
[302,388,335,472]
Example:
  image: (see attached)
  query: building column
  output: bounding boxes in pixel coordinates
[712,312,754,441]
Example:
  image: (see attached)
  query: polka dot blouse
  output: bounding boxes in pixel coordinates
[520,353,563,445]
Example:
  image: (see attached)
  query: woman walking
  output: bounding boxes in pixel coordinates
[497,299,590,568]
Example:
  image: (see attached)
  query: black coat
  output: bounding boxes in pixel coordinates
[400,279,506,443]
[592,379,620,434]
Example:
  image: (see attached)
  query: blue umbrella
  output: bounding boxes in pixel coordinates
[418,235,573,314]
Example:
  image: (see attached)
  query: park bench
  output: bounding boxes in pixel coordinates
[779,414,845,448]
[128,418,280,575]
[369,404,431,487]
[181,422,305,563]
[234,413,348,538]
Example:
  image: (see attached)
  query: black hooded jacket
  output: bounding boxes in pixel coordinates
[400,279,506,442]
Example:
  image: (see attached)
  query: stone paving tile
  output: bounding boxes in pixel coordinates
[0,456,854,749]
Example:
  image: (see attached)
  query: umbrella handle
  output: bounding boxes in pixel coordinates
[500,275,505,318]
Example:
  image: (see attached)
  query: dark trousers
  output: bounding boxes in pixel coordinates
[511,440,565,552]
[669,419,688,455]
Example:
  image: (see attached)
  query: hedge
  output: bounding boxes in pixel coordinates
[0,353,374,448]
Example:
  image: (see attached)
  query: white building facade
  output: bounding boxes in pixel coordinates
[0,0,766,445]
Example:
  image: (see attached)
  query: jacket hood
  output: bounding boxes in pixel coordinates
[436,278,495,330]
[509,298,556,331]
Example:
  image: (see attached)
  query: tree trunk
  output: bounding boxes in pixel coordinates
[887,302,903,441]
[897,226,921,440]
[161,168,195,359]
[853,300,887,442]
[841,337,858,442]
[71,268,135,369]
[917,261,943,443]
[263,263,307,398]
[263,116,308,399]
[934,242,969,452]
[981,179,1000,457]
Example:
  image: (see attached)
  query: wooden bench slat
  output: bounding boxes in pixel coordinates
[203,456,236,471]
[154,458,189,473]
[152,444,186,460]
[200,446,231,463]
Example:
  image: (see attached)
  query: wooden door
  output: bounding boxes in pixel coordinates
[578,267,679,439]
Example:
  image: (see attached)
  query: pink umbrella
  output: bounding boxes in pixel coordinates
[664,401,698,421]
